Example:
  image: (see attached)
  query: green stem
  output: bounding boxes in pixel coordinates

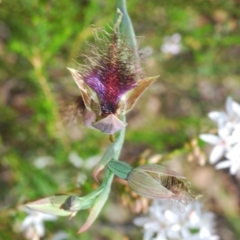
[76,116,126,233]
[81,115,126,200]
[101,115,126,187]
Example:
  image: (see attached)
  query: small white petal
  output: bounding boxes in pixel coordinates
[34,156,54,169]
[218,127,231,138]
[232,125,240,143]
[155,232,168,240]
[199,226,212,238]
[188,211,201,226]
[133,217,149,226]
[52,231,69,240]
[209,145,225,164]
[226,96,234,115]
[208,111,226,123]
[226,143,240,159]
[199,134,220,145]
[84,155,100,169]
[225,136,237,147]
[160,34,181,55]
[167,226,181,238]
[229,162,240,175]
[21,216,34,230]
[211,236,220,240]
[144,221,161,231]
[143,229,156,240]
[34,222,45,237]
[181,228,192,239]
[232,101,240,116]
[169,223,181,232]
[164,210,178,223]
[215,160,231,169]
[68,152,84,168]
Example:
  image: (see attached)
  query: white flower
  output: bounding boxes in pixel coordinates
[20,207,57,240]
[33,156,54,169]
[200,97,240,175]
[160,33,181,55]
[68,151,100,170]
[199,128,234,164]
[134,200,219,240]
[208,96,240,130]
[216,143,240,175]
[68,151,84,168]
[230,123,240,145]
[68,152,101,186]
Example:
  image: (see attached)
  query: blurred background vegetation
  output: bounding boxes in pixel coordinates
[1,0,240,239]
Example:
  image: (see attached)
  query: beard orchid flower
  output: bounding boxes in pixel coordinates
[68,18,158,135]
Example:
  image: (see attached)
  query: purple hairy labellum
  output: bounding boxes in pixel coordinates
[68,15,159,134]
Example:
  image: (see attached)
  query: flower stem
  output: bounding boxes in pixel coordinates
[101,115,126,187]
[76,116,126,234]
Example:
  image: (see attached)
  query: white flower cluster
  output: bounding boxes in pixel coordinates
[160,33,181,55]
[20,207,69,240]
[20,208,58,240]
[134,200,219,240]
[200,97,240,176]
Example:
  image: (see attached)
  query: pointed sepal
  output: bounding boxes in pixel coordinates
[67,68,101,115]
[25,195,79,217]
[77,185,110,234]
[117,76,159,115]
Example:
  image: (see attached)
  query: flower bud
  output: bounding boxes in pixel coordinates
[127,164,198,205]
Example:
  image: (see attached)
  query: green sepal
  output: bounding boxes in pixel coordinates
[25,195,79,216]
[107,160,133,179]
[77,174,113,234]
